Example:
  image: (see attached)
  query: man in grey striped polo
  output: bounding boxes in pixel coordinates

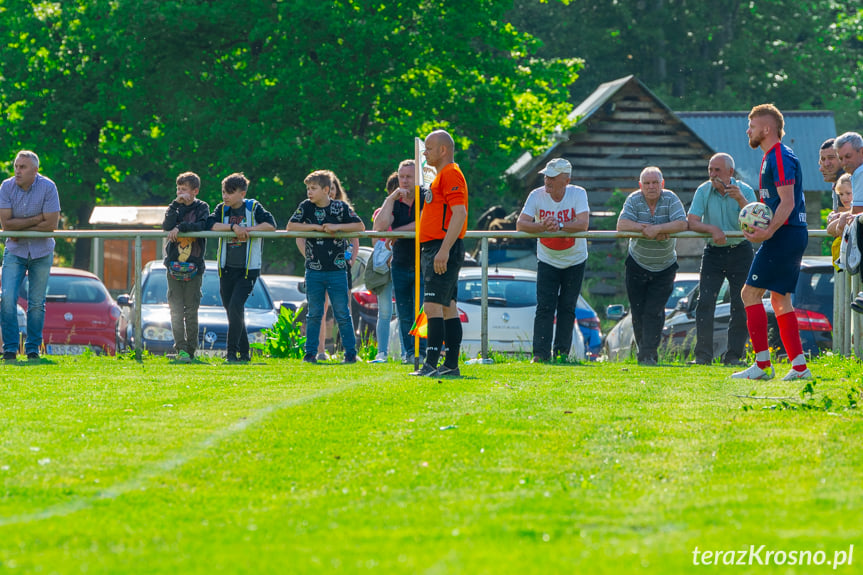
[0,151,61,361]
[616,166,687,365]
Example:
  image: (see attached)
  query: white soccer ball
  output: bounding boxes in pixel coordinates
[738,202,773,234]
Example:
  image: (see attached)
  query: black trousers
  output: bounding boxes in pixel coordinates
[625,256,677,363]
[219,267,259,358]
[533,260,586,360]
[694,242,753,363]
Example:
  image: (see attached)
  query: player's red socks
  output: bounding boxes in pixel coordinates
[777,312,808,372]
[745,303,771,368]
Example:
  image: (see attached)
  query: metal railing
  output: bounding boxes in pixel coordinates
[1,228,852,359]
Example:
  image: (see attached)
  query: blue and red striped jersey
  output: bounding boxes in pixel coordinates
[758,142,807,227]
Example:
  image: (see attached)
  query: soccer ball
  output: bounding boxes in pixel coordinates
[738,202,773,233]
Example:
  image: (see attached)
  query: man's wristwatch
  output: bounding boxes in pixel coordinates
[558,221,564,231]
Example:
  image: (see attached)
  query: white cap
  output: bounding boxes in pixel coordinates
[539,158,572,177]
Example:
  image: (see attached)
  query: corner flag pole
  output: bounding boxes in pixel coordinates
[414,137,423,371]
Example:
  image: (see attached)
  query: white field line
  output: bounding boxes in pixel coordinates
[0,381,360,527]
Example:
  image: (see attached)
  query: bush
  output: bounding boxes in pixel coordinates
[252,306,307,359]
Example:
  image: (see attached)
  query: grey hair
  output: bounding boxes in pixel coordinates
[834,132,863,152]
[711,153,735,172]
[16,150,39,168]
[639,166,663,183]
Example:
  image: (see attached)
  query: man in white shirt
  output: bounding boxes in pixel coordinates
[517,158,589,362]
[835,132,863,214]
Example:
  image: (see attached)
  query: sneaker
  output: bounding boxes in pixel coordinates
[177,350,192,363]
[436,365,461,377]
[530,355,547,364]
[638,358,657,366]
[303,354,317,364]
[402,354,415,365]
[316,352,329,361]
[852,298,863,314]
[342,354,357,364]
[782,367,812,381]
[26,352,39,361]
[238,354,251,362]
[3,351,17,362]
[408,363,438,377]
[368,352,387,364]
[731,363,775,380]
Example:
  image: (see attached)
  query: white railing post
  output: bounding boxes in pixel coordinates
[134,235,143,360]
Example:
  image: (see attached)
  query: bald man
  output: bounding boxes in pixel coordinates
[410,130,468,377]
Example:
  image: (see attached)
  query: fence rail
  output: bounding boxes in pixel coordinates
[0,228,849,359]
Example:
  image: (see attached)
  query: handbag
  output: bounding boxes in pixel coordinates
[168,261,198,281]
[364,241,391,294]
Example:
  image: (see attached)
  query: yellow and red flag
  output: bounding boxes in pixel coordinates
[409,307,428,339]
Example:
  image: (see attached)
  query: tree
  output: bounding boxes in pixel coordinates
[0,0,583,270]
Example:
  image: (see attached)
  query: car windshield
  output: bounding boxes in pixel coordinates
[263,278,304,302]
[666,280,699,309]
[458,277,536,308]
[141,270,272,309]
[21,275,108,303]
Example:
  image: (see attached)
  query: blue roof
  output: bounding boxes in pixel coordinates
[677,111,837,192]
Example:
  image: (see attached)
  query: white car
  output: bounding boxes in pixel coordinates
[388,267,585,361]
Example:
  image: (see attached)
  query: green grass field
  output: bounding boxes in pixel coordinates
[1,354,861,574]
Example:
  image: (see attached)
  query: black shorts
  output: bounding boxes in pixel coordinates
[421,239,464,305]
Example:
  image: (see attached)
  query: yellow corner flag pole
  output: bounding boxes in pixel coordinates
[413,137,423,370]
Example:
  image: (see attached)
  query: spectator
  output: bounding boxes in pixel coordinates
[835,132,863,214]
[0,150,61,362]
[819,138,844,211]
[366,172,399,363]
[616,166,688,366]
[374,159,426,365]
[686,153,757,365]
[162,171,210,363]
[827,174,853,270]
[207,173,277,363]
[288,170,364,364]
[516,158,589,363]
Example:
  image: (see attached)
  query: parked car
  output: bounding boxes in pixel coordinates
[116,261,279,355]
[602,272,700,361]
[12,267,120,355]
[661,257,834,359]
[387,267,586,360]
[259,274,306,312]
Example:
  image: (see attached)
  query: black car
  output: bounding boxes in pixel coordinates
[661,256,834,359]
[116,261,280,355]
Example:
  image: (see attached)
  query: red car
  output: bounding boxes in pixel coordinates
[15,267,121,355]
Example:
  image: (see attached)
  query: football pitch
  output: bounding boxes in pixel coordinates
[1,355,861,574]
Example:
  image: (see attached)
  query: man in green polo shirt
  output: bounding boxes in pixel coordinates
[687,153,757,365]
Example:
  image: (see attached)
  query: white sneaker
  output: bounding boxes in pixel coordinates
[368,352,387,364]
[731,363,775,380]
[782,367,812,381]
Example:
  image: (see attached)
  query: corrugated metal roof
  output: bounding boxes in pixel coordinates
[676,111,836,192]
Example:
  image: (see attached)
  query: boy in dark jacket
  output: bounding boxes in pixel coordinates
[206,173,277,363]
[162,172,210,362]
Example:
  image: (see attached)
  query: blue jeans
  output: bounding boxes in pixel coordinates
[1,251,52,354]
[305,269,356,357]
[391,264,426,358]
[375,280,393,355]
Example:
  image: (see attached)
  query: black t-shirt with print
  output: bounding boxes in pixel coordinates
[225,206,248,268]
[289,199,363,271]
[390,198,423,268]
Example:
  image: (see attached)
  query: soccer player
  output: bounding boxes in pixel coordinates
[732,104,811,381]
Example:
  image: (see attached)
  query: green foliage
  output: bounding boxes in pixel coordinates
[251,306,306,359]
[509,1,863,127]
[0,0,583,269]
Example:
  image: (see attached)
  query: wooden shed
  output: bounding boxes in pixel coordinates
[506,75,715,208]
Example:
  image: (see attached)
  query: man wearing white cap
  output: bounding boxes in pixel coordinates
[516,158,589,362]
[616,166,688,365]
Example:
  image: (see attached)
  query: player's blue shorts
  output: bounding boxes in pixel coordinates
[746,225,808,295]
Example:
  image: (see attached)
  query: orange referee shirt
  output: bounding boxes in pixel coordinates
[419,163,468,242]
